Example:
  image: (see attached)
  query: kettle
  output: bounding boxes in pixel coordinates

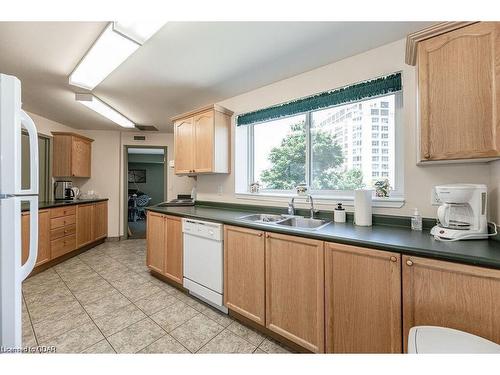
[71,187,80,200]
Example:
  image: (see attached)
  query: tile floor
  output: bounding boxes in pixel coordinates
[22,239,292,354]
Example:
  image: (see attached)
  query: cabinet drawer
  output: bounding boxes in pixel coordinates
[50,224,76,241]
[50,234,76,258]
[50,215,76,229]
[50,206,76,218]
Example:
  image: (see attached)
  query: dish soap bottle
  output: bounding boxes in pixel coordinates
[411,208,422,231]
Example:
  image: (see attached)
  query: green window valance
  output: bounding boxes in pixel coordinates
[236,72,402,126]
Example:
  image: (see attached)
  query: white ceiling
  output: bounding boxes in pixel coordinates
[0,21,434,132]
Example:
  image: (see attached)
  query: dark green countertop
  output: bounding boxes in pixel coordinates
[22,198,108,212]
[147,203,500,270]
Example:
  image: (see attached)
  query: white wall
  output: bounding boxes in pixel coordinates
[196,38,494,219]
[26,111,193,238]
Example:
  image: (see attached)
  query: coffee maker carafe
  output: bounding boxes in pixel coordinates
[430,184,488,240]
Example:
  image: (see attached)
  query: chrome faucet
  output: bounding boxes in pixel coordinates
[287,197,296,215]
[307,194,315,219]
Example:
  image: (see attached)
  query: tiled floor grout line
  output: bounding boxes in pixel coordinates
[21,292,39,347]
[52,265,117,353]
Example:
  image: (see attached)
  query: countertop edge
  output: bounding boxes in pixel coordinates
[22,198,109,212]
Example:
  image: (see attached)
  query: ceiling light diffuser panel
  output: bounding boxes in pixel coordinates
[69,21,165,90]
[75,93,135,128]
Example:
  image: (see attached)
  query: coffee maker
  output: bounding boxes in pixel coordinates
[430,184,488,240]
[54,181,74,200]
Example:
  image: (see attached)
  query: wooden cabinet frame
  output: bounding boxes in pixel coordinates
[52,132,94,177]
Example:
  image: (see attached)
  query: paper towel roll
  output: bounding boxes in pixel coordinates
[354,189,372,226]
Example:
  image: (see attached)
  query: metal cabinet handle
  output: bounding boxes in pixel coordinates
[265,233,270,238]
[257,233,263,237]
[406,259,413,266]
[424,153,430,159]
[390,256,397,262]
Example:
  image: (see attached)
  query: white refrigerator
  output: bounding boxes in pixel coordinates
[0,73,39,349]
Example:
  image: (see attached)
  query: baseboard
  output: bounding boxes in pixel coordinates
[105,237,121,242]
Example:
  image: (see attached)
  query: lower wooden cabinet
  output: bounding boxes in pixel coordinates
[21,210,51,267]
[164,216,183,284]
[265,232,325,353]
[147,211,166,274]
[76,203,94,247]
[403,255,500,351]
[224,225,265,325]
[325,242,402,353]
[22,202,108,271]
[92,201,108,240]
[146,211,183,283]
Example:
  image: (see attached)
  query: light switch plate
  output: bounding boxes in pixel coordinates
[168,160,175,168]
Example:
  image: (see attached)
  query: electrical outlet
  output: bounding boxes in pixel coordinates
[431,187,441,206]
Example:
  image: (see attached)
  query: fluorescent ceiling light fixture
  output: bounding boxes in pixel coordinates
[76,93,135,128]
[69,23,140,90]
[113,21,166,45]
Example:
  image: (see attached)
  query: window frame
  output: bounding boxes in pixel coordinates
[239,91,404,205]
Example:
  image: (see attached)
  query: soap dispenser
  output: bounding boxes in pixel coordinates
[334,203,346,223]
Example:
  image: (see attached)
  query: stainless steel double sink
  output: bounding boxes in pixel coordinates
[237,213,331,231]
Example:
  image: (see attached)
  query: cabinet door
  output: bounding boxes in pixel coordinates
[146,211,165,274]
[265,232,324,353]
[193,110,214,173]
[419,22,500,161]
[174,117,195,174]
[224,226,265,325]
[164,215,183,283]
[21,210,51,267]
[92,201,108,240]
[52,135,72,177]
[71,137,91,177]
[325,243,401,353]
[403,255,500,351]
[76,203,94,247]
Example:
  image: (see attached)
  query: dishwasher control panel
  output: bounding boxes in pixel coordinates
[182,218,223,241]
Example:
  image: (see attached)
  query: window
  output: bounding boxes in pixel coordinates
[245,92,401,196]
[371,117,379,123]
[382,141,389,147]
[252,114,306,190]
[381,109,389,116]
[381,118,388,123]
[381,125,388,131]
[381,101,389,108]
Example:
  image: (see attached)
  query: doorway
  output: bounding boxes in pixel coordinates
[124,146,167,239]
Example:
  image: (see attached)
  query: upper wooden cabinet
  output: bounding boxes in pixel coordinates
[265,232,325,353]
[52,132,94,177]
[413,22,500,162]
[325,242,402,353]
[224,225,266,325]
[402,255,500,352]
[172,104,232,175]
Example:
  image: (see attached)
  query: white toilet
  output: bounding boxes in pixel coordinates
[408,326,500,354]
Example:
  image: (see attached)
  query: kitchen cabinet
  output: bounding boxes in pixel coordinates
[92,201,108,241]
[164,215,183,284]
[146,212,183,283]
[402,255,500,352]
[146,211,165,274]
[52,132,93,177]
[76,203,93,248]
[265,232,324,353]
[21,210,51,267]
[224,225,265,325]
[325,242,402,353]
[172,104,232,175]
[416,22,500,161]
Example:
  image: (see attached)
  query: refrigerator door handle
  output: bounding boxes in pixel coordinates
[18,196,38,282]
[15,110,39,196]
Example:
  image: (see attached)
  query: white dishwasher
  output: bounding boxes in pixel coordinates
[182,218,227,313]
